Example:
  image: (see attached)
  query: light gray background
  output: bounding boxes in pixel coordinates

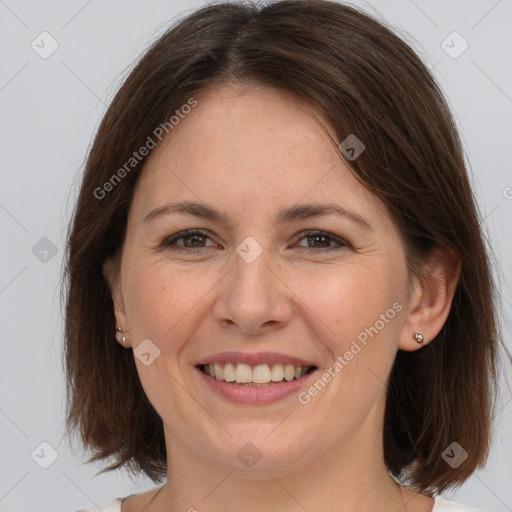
[0,0,511,511]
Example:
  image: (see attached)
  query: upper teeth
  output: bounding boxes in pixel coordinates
[202,363,311,383]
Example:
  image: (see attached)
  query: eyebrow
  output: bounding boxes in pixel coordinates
[143,200,372,230]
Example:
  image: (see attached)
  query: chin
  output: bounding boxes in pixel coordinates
[199,427,313,473]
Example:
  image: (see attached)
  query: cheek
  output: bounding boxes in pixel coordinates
[121,261,210,413]
[297,262,403,348]
[287,264,405,430]
[123,244,406,364]
[298,263,405,402]
[123,258,221,349]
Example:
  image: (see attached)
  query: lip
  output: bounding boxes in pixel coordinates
[196,351,317,367]
[195,365,318,405]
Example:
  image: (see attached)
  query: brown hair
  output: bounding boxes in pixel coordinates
[62,0,509,495]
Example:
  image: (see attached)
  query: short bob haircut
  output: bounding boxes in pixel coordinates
[63,0,508,496]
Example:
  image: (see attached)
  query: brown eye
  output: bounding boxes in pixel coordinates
[294,230,348,251]
[162,229,217,252]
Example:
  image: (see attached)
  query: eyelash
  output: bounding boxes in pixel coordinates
[161,229,349,253]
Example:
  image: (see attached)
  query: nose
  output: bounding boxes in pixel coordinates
[212,244,293,335]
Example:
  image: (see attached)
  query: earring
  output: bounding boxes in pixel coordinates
[116,326,126,344]
[413,333,424,344]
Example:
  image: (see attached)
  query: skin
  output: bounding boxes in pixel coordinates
[105,82,459,512]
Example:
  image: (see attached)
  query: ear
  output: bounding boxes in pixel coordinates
[399,248,461,352]
[103,255,132,347]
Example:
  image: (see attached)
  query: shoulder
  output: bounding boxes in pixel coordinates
[73,497,124,512]
[434,496,489,512]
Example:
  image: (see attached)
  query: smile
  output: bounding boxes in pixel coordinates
[199,362,316,386]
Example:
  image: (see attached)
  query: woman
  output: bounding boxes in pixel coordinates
[64,1,508,511]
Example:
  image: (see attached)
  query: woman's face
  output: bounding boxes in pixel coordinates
[110,83,420,473]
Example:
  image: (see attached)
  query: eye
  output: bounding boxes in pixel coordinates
[161,229,348,254]
[294,230,348,252]
[162,229,218,253]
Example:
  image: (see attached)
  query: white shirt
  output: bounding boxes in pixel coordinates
[74,495,488,511]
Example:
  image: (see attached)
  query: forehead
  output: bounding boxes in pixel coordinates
[130,83,389,229]
[161,83,339,172]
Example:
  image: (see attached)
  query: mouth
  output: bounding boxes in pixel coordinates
[196,362,317,387]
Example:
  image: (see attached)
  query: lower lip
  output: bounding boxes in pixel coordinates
[196,367,317,405]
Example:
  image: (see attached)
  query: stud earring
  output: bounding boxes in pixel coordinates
[413,333,424,344]
[116,326,126,344]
